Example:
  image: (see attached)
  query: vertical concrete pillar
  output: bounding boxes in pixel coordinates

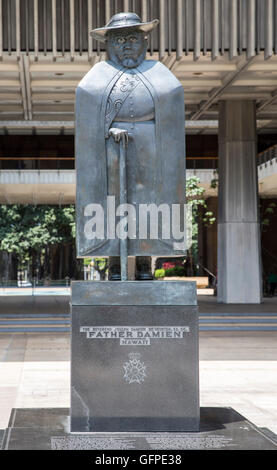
[218,101,262,303]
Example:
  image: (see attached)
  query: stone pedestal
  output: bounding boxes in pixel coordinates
[218,100,262,303]
[70,281,199,432]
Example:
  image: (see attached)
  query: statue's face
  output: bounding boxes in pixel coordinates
[107,30,147,68]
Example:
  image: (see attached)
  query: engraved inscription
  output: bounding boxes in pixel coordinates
[80,326,190,346]
[51,434,234,450]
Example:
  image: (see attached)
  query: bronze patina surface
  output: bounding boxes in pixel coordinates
[75,13,185,257]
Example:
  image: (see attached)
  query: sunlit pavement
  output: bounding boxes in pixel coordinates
[0,287,70,296]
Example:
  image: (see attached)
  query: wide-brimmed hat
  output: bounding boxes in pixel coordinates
[90,12,159,43]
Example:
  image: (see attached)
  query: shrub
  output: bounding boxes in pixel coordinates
[173,265,186,276]
[84,258,92,266]
[164,266,186,277]
[164,267,175,277]
[154,268,165,279]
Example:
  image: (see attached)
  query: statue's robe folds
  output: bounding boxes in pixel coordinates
[76,59,185,256]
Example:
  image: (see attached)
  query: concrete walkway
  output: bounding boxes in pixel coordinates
[0,330,276,435]
[199,295,277,314]
[0,295,69,315]
[0,287,70,296]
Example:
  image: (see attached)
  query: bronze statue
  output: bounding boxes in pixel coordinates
[76,13,185,264]
[71,15,199,436]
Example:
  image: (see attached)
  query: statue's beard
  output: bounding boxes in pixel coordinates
[107,43,147,69]
[120,56,139,68]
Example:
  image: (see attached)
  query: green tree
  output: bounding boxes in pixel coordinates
[94,258,108,280]
[186,176,216,275]
[260,200,276,233]
[0,204,76,280]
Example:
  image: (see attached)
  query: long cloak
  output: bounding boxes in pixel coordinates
[76,59,185,256]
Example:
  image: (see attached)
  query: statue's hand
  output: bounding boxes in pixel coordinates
[109,128,129,145]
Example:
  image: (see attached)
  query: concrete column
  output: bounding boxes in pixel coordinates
[218,101,262,303]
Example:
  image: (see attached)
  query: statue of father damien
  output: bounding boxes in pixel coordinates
[76,13,185,257]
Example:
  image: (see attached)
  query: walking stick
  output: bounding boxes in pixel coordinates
[119,135,128,281]
[109,128,129,281]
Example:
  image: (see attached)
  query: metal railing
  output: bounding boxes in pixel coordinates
[0,155,219,170]
[258,144,277,167]
[1,148,277,170]
[0,156,74,170]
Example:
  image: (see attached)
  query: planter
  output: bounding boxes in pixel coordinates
[163,276,209,289]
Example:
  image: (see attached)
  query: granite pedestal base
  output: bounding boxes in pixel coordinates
[70,281,199,433]
[2,407,277,450]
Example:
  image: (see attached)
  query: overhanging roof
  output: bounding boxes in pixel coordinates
[1,1,277,134]
[1,0,276,61]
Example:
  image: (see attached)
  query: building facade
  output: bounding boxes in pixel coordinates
[1,0,277,303]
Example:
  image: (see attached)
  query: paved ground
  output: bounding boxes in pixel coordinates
[0,330,276,434]
[0,287,70,296]
[0,295,69,314]
[199,295,277,313]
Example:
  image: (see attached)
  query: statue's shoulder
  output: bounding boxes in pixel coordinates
[77,61,118,94]
[139,59,164,72]
[140,60,183,91]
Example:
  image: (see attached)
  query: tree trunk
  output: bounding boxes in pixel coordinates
[64,243,70,277]
[0,251,9,282]
[50,244,59,279]
[10,253,18,280]
[59,245,64,280]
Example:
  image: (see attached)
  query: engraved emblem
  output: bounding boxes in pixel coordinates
[120,76,137,92]
[114,99,123,111]
[123,352,147,384]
